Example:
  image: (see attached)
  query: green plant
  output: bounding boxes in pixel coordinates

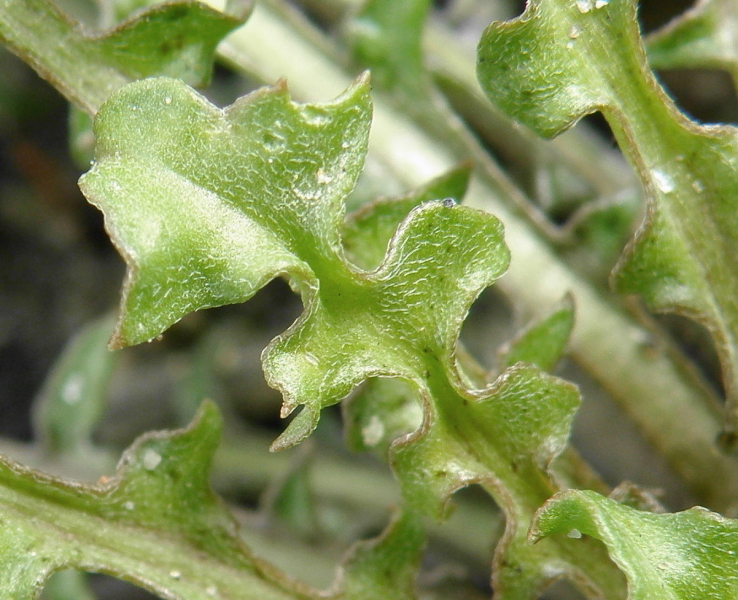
[1,0,738,598]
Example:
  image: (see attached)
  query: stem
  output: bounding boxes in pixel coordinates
[0,0,126,114]
[217,0,738,512]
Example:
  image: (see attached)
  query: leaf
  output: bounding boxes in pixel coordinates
[531,489,738,600]
[81,75,628,597]
[562,194,640,282]
[0,0,251,114]
[390,364,625,600]
[3,397,424,600]
[262,446,320,538]
[342,164,471,271]
[333,510,424,600]
[346,0,430,103]
[344,377,423,456]
[0,402,314,600]
[79,76,509,448]
[646,0,738,87]
[495,296,574,373]
[81,76,369,350]
[32,316,116,458]
[477,0,738,441]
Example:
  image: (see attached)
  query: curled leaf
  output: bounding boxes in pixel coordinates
[532,489,738,600]
[477,0,738,441]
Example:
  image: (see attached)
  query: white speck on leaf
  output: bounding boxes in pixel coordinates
[567,528,582,539]
[316,168,333,184]
[142,449,162,471]
[62,373,84,405]
[362,415,385,447]
[652,169,674,193]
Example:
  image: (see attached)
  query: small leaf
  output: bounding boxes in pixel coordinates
[392,365,578,519]
[344,377,423,456]
[0,0,251,114]
[531,489,738,600]
[342,164,471,271]
[346,0,430,102]
[262,446,319,538]
[0,402,313,599]
[562,193,640,281]
[477,0,738,440]
[334,510,424,600]
[647,0,738,87]
[93,0,251,85]
[496,296,574,373]
[390,364,625,599]
[32,316,116,458]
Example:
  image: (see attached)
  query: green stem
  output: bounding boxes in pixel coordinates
[0,0,126,114]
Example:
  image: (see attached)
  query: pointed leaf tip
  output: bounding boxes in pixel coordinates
[81,75,372,348]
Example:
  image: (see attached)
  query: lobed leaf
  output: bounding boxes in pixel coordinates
[81,75,627,597]
[391,363,624,599]
[477,0,738,441]
[80,76,509,447]
[0,402,311,600]
[531,489,738,600]
[1,399,425,600]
